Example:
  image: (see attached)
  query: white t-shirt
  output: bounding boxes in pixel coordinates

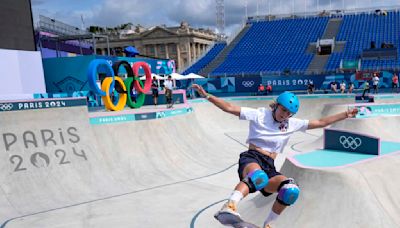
[164,80,174,90]
[373,76,379,86]
[240,107,309,153]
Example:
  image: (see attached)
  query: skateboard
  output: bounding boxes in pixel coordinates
[214,211,260,228]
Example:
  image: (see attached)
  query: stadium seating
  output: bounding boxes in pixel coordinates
[326,11,400,71]
[211,17,329,76]
[183,10,400,76]
[182,42,226,75]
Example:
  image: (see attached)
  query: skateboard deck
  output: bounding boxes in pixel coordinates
[214,211,260,228]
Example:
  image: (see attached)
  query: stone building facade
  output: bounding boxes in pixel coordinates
[95,22,219,72]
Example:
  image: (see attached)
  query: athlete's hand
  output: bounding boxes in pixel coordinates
[346,108,358,118]
[192,84,207,97]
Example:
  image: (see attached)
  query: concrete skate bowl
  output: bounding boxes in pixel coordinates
[1,94,400,228]
[190,95,400,228]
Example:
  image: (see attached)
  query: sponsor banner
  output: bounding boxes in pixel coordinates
[0,98,87,112]
[43,55,175,94]
[342,60,359,69]
[89,114,136,125]
[324,129,379,155]
[156,107,193,119]
[135,113,157,121]
[355,103,400,118]
[261,75,326,91]
[235,77,261,92]
[355,71,379,81]
[206,78,223,93]
[90,107,193,125]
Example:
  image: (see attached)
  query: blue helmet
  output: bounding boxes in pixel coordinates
[276,91,299,114]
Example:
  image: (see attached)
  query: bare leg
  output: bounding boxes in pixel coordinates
[262,175,288,214]
[235,162,262,197]
[215,162,262,223]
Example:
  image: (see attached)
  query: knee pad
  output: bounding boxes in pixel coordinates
[276,178,300,206]
[242,169,269,193]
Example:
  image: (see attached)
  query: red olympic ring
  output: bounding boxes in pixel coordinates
[133,62,152,93]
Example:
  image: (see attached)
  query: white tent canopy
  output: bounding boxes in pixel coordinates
[139,73,164,80]
[139,72,205,81]
[185,73,205,79]
[169,72,187,80]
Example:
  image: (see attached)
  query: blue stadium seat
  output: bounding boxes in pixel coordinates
[210,17,329,75]
[182,42,226,74]
[184,11,400,76]
[326,11,400,71]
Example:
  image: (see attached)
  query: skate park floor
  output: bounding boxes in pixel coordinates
[291,141,400,168]
[1,93,400,228]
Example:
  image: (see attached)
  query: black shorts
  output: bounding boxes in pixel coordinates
[152,89,158,98]
[237,150,282,197]
[392,82,398,88]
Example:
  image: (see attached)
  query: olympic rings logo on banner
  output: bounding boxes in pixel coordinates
[339,136,362,150]
[0,103,13,111]
[242,81,255,87]
[87,59,152,111]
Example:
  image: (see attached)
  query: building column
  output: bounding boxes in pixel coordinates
[165,44,169,59]
[187,42,191,64]
[154,44,158,57]
[197,43,201,57]
[176,43,181,72]
[194,43,198,59]
[191,43,196,61]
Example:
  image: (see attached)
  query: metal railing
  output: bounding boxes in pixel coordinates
[39,15,88,36]
[246,5,400,23]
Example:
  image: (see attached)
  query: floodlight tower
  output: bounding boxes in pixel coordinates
[216,0,225,37]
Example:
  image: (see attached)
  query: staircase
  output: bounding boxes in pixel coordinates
[306,18,343,74]
[199,24,251,76]
[306,55,331,74]
[306,43,317,54]
[322,18,342,39]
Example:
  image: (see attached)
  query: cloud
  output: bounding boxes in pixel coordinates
[31,0,399,36]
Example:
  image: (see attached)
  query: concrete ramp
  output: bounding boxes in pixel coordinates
[1,95,400,228]
[0,98,246,228]
[237,155,400,228]
[0,98,134,225]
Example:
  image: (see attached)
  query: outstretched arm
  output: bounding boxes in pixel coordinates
[308,108,358,129]
[192,84,241,116]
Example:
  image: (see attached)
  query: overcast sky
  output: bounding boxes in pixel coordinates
[31,0,399,36]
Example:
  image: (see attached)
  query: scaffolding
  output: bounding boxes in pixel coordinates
[37,15,111,57]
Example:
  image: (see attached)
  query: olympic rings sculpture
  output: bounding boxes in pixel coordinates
[87,59,152,111]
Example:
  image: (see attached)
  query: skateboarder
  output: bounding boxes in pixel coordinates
[192,84,358,228]
[164,75,174,108]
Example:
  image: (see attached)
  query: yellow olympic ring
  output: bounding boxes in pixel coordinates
[101,77,128,111]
